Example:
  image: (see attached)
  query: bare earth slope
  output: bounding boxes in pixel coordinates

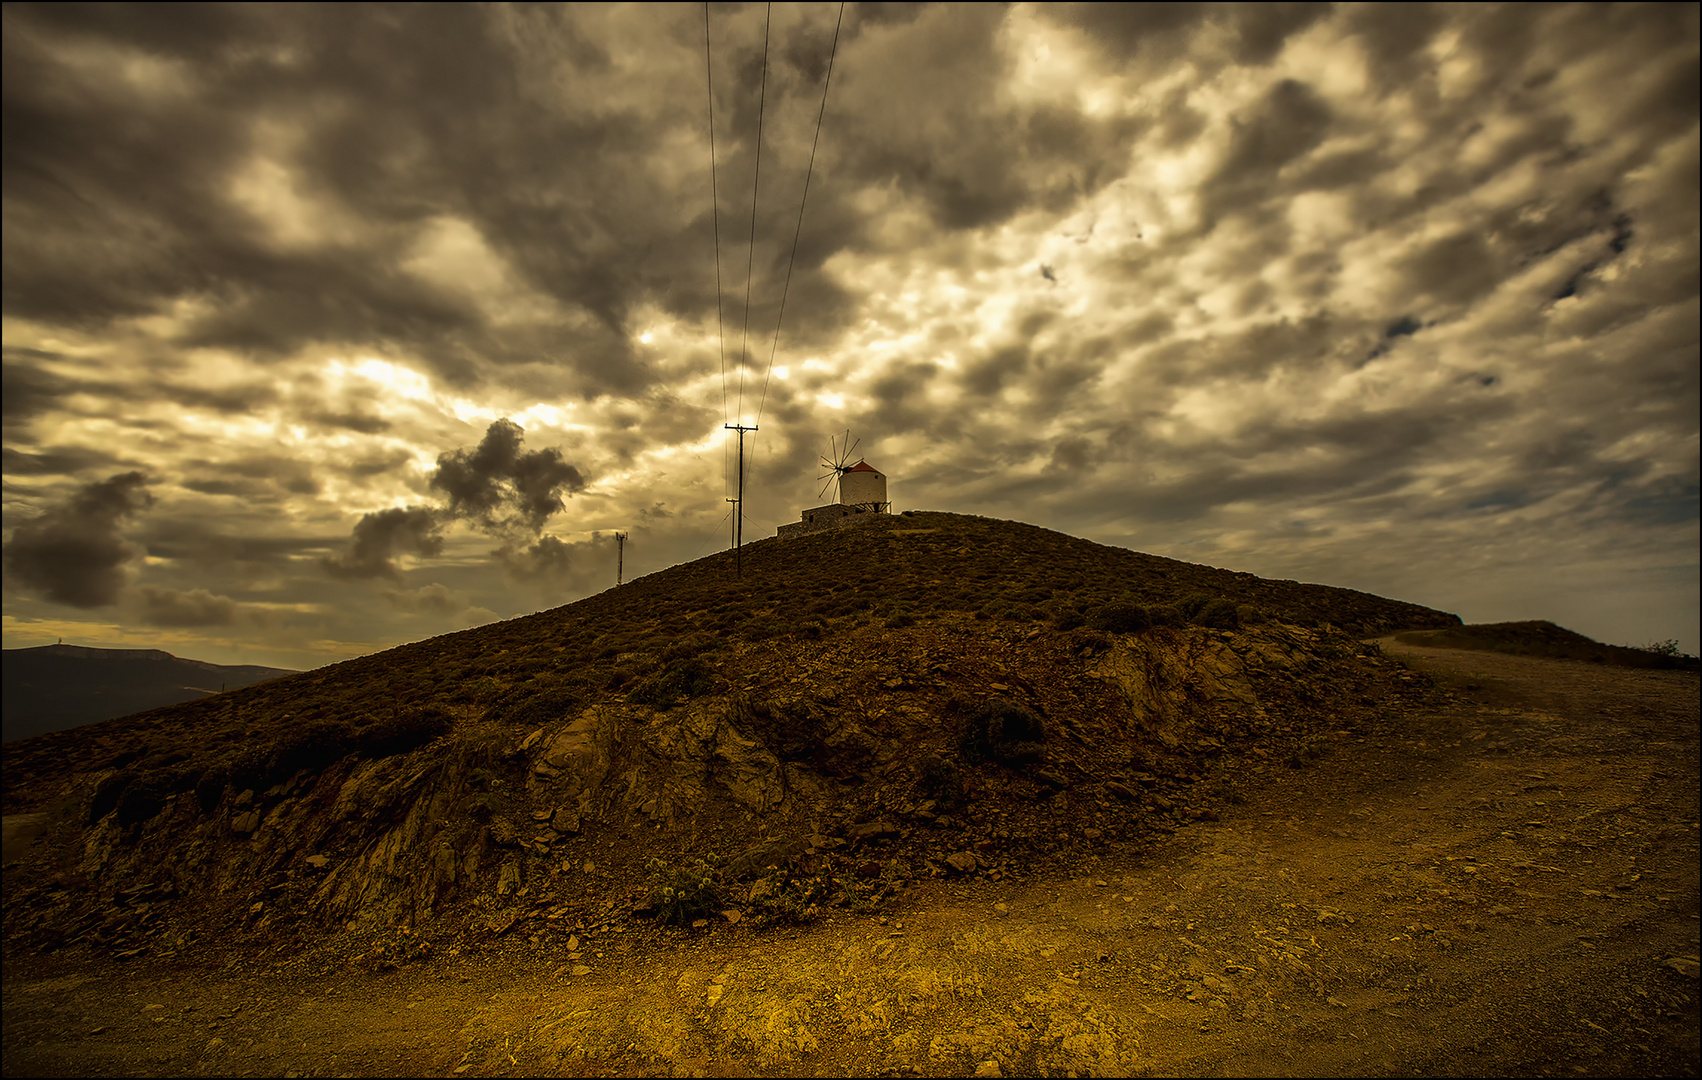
[4,637,1695,1077]
[0,512,1459,963]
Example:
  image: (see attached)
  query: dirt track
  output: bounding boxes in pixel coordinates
[4,637,1698,1077]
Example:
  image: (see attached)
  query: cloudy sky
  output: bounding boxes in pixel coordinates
[3,2,1697,670]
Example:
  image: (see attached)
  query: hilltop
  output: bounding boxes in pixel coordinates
[1394,619,1701,672]
[1,511,1459,965]
[1,644,297,744]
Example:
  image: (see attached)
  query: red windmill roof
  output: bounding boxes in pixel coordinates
[847,460,879,473]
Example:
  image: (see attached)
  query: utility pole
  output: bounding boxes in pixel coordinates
[615,532,626,586]
[724,422,756,576]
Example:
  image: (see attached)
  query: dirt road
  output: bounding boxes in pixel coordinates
[4,638,1697,1077]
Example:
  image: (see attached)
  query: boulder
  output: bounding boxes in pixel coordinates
[550,807,580,834]
[724,838,806,882]
[849,819,899,841]
[540,711,612,791]
[495,858,522,897]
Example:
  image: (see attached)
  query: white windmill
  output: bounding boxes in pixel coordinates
[779,431,890,539]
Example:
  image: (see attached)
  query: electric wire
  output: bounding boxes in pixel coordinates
[704,3,728,427]
[756,0,845,428]
[734,2,772,426]
[695,507,735,562]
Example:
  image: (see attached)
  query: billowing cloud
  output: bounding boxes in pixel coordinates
[2,472,154,607]
[430,418,585,532]
[322,507,444,580]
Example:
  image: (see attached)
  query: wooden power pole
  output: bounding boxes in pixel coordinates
[724,422,756,576]
[615,531,626,585]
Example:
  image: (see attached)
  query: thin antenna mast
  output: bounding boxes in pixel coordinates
[615,532,627,586]
[725,422,757,576]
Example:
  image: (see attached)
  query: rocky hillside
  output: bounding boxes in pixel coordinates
[1,511,1457,962]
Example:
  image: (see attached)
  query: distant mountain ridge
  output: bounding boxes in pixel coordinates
[2,644,298,743]
[21,644,180,663]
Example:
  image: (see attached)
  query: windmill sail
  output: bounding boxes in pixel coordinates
[817,430,860,502]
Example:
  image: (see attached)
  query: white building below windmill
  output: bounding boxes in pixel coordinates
[777,460,891,539]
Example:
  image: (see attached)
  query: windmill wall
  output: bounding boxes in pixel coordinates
[776,502,888,540]
[838,466,887,509]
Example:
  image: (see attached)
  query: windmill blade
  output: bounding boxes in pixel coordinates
[817,460,841,500]
[817,430,858,503]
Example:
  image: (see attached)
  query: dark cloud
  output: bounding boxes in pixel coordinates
[307,409,391,435]
[12,2,265,59]
[1400,232,1501,307]
[493,533,616,604]
[157,380,281,415]
[383,582,468,616]
[867,359,942,432]
[849,3,933,32]
[346,449,417,479]
[0,3,727,394]
[135,585,238,627]
[963,345,1030,398]
[2,471,153,606]
[318,420,584,585]
[1222,79,1333,181]
[1,444,124,476]
[1344,1,1446,92]
[1050,2,1206,67]
[497,535,576,584]
[829,4,1147,234]
[1,8,254,326]
[137,519,336,567]
[430,419,585,532]
[181,456,320,499]
[1048,3,1331,72]
[321,506,443,580]
[1385,316,1422,340]
[1200,78,1334,228]
[1226,2,1335,66]
[1,354,73,422]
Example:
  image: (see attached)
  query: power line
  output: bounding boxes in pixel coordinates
[704,3,728,425]
[734,2,772,426]
[695,506,735,562]
[757,1,846,427]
